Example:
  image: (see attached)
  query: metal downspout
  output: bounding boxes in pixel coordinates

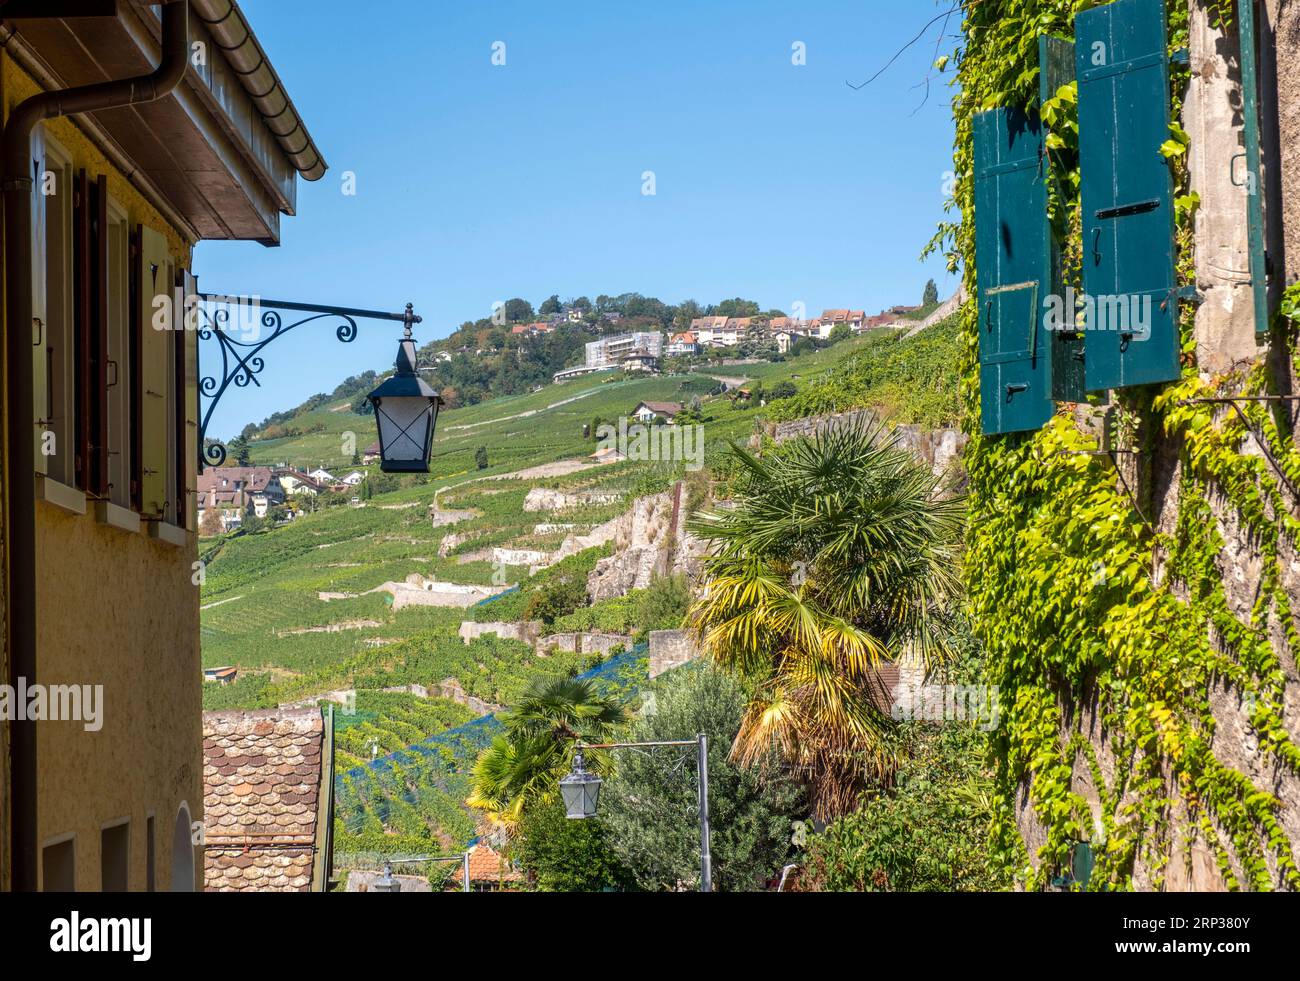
[2,0,190,892]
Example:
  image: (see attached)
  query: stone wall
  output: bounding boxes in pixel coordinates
[1008,0,1300,891]
[535,632,634,657]
[458,620,544,646]
[433,677,502,717]
[648,629,699,678]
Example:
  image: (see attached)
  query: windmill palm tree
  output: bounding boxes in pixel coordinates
[690,419,964,819]
[467,672,629,828]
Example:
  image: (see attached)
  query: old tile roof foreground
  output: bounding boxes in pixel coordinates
[202,708,325,892]
[465,844,523,885]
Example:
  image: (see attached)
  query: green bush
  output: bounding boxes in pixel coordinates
[802,722,1010,892]
[515,799,635,892]
[599,664,805,891]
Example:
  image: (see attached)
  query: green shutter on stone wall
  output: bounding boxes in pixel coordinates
[974,107,1054,435]
[1076,0,1180,390]
[1039,34,1087,403]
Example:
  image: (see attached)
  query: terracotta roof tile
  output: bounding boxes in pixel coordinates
[202,708,325,892]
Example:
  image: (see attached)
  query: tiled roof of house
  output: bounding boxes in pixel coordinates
[636,401,682,415]
[465,844,522,883]
[198,466,277,494]
[202,708,325,892]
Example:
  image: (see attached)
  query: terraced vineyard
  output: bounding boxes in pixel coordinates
[199,326,953,862]
[332,648,648,857]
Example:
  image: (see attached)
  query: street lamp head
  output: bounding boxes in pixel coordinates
[366,304,441,473]
[371,861,401,892]
[559,748,602,819]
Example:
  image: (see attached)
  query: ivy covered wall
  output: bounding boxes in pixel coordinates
[939,0,1300,890]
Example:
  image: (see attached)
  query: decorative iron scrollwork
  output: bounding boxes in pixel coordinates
[196,295,414,469]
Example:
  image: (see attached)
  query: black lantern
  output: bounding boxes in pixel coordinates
[559,748,602,819]
[366,304,440,473]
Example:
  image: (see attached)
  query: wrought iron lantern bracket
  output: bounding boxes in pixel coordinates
[196,294,421,469]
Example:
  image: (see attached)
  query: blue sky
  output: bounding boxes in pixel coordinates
[197,0,963,439]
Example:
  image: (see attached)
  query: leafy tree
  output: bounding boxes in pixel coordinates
[539,294,562,316]
[240,504,264,533]
[515,799,634,892]
[768,380,797,400]
[503,298,534,323]
[829,323,852,345]
[198,507,224,538]
[712,297,761,318]
[467,673,629,826]
[228,434,251,466]
[350,390,374,415]
[633,573,690,637]
[600,664,805,891]
[689,420,964,819]
[475,445,489,470]
[524,571,589,624]
[922,278,939,306]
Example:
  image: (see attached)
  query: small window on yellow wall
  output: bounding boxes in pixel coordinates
[42,837,76,892]
[101,820,130,892]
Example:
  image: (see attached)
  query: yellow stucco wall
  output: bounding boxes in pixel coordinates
[3,51,202,891]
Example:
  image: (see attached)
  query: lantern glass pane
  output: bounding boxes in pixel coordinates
[375,397,431,463]
[560,782,585,819]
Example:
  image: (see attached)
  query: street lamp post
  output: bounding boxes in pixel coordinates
[560,734,712,893]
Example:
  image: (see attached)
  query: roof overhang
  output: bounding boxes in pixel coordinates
[1,0,325,245]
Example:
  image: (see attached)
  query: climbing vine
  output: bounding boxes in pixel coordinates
[938,0,1300,890]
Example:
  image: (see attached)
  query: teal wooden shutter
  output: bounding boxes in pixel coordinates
[1076,0,1180,390]
[1039,34,1086,403]
[974,107,1054,435]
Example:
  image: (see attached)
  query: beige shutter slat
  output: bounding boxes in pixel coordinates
[32,131,48,475]
[181,270,199,529]
[139,226,171,518]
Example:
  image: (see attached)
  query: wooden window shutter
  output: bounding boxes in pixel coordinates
[89,174,110,497]
[175,270,199,529]
[1039,34,1086,404]
[137,225,171,518]
[73,168,91,490]
[31,136,48,475]
[1076,0,1180,390]
[973,107,1054,435]
[129,225,143,510]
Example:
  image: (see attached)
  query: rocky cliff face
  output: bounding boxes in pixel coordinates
[585,484,703,601]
